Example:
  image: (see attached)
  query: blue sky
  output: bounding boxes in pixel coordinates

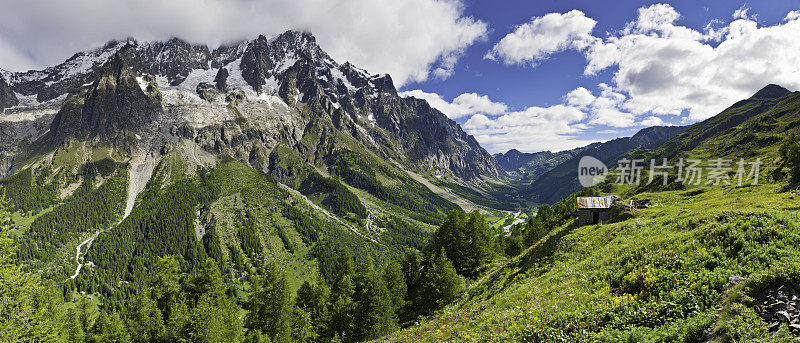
[2,0,800,154]
[398,0,800,153]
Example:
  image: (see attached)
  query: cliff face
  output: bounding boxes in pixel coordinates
[0,77,17,110]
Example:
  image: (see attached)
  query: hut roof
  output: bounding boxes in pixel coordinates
[577,196,615,209]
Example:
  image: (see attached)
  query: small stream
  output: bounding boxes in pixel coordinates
[68,231,98,280]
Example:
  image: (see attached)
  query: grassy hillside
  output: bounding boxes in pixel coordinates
[384,90,800,341]
[647,92,800,165]
[385,182,800,342]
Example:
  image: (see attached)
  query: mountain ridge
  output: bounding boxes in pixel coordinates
[1,30,500,181]
[521,125,688,204]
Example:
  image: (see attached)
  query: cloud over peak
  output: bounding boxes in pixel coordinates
[399,90,508,119]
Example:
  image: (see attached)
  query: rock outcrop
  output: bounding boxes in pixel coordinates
[47,45,163,147]
[0,77,17,110]
[755,284,800,334]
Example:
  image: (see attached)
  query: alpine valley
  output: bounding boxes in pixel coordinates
[4,30,800,343]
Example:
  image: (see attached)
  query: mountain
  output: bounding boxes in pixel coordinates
[494,147,589,180]
[644,84,799,165]
[514,84,799,206]
[0,75,17,109]
[1,31,499,180]
[751,83,791,100]
[521,125,687,204]
[0,31,504,306]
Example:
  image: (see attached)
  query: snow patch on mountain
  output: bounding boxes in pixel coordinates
[173,68,217,92]
[62,41,127,78]
[224,58,257,97]
[276,54,299,74]
[135,76,148,93]
[11,41,127,86]
[330,67,356,92]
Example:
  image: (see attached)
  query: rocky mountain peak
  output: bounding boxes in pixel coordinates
[751,84,791,100]
[47,45,162,146]
[138,38,211,86]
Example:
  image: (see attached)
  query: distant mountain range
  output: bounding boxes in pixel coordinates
[516,125,687,204]
[504,84,796,204]
[494,147,589,180]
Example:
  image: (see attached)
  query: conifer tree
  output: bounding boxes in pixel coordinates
[64,308,85,343]
[295,278,330,340]
[400,251,422,320]
[524,205,553,246]
[124,295,166,343]
[417,249,465,315]
[291,306,314,342]
[0,189,62,342]
[383,260,408,316]
[89,310,131,343]
[243,329,272,343]
[352,256,398,341]
[780,134,800,183]
[153,256,182,321]
[329,247,356,340]
[245,263,293,342]
[429,210,494,277]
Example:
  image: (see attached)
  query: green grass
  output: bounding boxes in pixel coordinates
[385,182,800,342]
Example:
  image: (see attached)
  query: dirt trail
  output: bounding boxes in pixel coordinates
[278,183,382,244]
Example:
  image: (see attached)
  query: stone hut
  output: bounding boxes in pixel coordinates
[577,196,615,225]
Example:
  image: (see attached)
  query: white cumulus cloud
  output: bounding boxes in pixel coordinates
[461,102,593,152]
[485,10,596,66]
[462,104,596,152]
[586,4,800,120]
[402,88,598,152]
[733,5,757,21]
[565,87,596,108]
[399,90,508,119]
[639,116,665,126]
[0,0,487,86]
[491,4,800,124]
